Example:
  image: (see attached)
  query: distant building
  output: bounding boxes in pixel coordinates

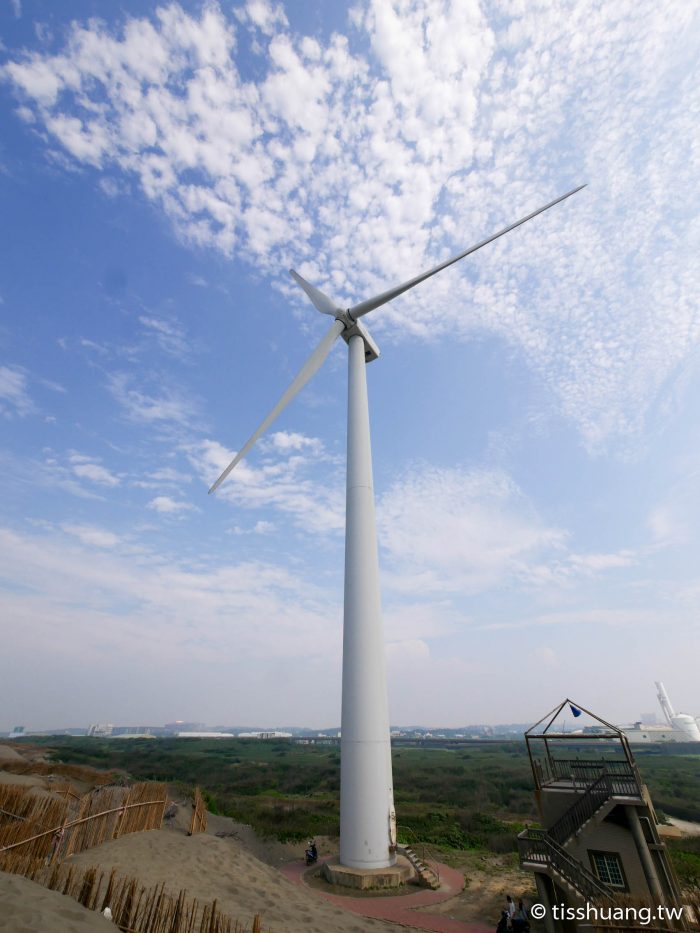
[621,723,695,743]
[8,726,25,738]
[112,726,148,736]
[87,723,114,736]
[237,731,292,739]
[519,700,683,932]
[175,732,235,738]
[620,682,700,744]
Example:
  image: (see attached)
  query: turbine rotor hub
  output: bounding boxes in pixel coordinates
[336,311,380,362]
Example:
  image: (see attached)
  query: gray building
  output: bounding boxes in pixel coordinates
[518,700,684,932]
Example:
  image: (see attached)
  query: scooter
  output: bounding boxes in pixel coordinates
[305,842,318,865]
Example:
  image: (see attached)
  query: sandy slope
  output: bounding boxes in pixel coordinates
[668,817,700,837]
[0,872,114,932]
[66,820,403,932]
[0,749,401,931]
[0,750,439,931]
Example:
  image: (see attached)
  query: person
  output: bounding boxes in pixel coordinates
[497,910,509,933]
[513,900,529,933]
[305,839,318,864]
[506,896,517,925]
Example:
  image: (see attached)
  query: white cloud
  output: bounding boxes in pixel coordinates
[70,453,121,487]
[108,372,198,427]
[80,338,109,355]
[139,315,190,358]
[232,519,276,535]
[2,0,699,453]
[189,437,344,534]
[134,466,193,489]
[99,176,127,198]
[147,495,194,514]
[266,430,323,453]
[378,465,566,595]
[0,525,338,666]
[61,523,121,548]
[235,0,288,36]
[0,366,34,417]
[253,519,275,534]
[566,551,636,574]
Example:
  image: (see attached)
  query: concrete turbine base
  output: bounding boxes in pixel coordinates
[322,855,415,890]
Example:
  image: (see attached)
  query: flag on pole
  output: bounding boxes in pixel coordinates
[570,704,582,718]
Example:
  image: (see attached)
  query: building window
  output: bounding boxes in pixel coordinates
[590,851,627,889]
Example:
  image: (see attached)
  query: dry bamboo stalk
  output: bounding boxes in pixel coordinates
[4,834,266,933]
[1,795,168,858]
[189,788,207,836]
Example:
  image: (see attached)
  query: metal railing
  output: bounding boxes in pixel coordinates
[396,824,441,883]
[518,829,613,902]
[548,773,613,846]
[540,758,641,796]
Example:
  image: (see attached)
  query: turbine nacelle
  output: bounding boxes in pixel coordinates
[289,270,380,361]
[339,315,380,363]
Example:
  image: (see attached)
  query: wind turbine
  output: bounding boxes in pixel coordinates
[210,184,585,876]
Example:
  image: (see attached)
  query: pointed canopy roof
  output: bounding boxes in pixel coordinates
[526,698,624,740]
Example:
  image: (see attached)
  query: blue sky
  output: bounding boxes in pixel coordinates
[1,0,699,730]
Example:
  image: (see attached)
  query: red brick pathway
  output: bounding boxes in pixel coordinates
[280,858,494,932]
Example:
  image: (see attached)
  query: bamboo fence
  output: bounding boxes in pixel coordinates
[189,788,207,836]
[0,781,168,868]
[0,783,70,863]
[53,780,82,802]
[10,859,265,933]
[0,774,267,930]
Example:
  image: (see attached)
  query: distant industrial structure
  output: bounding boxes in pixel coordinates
[237,731,293,739]
[175,732,235,738]
[621,682,700,744]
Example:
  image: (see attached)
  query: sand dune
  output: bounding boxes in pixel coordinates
[0,872,113,932]
[66,822,402,932]
[0,751,404,931]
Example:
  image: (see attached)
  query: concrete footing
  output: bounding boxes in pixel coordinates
[322,855,415,890]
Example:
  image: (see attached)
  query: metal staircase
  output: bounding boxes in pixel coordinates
[518,828,614,902]
[547,772,616,846]
[396,825,441,889]
[399,844,441,889]
[518,763,643,903]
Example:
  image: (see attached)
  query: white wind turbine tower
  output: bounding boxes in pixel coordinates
[210,184,585,876]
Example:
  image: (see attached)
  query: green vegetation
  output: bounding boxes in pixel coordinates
[24,737,535,844]
[666,836,700,893]
[21,736,700,878]
[629,747,700,822]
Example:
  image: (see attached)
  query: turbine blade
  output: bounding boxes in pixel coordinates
[290,269,339,316]
[209,318,345,494]
[348,184,586,319]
